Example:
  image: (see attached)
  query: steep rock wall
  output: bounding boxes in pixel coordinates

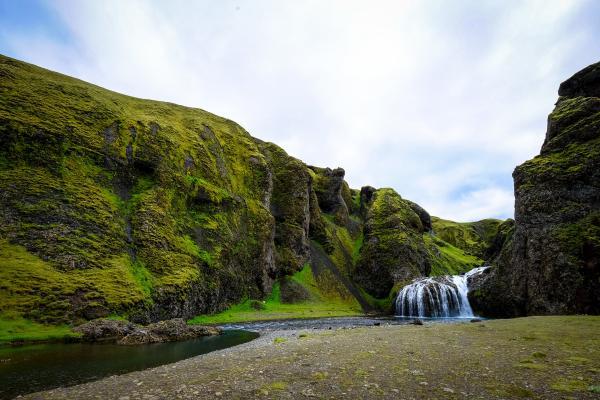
[470,61,600,316]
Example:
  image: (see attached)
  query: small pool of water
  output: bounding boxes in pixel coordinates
[0,329,258,399]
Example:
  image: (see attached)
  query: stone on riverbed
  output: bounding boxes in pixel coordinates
[74,318,221,345]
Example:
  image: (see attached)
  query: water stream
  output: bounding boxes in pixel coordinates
[395,266,488,318]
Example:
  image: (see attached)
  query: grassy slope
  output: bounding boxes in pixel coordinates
[0,317,80,344]
[189,264,362,324]
[431,216,503,259]
[424,234,483,276]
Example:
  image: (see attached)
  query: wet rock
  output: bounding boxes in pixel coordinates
[412,319,424,325]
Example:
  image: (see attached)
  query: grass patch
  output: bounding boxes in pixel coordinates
[264,381,287,391]
[551,378,589,392]
[0,314,80,345]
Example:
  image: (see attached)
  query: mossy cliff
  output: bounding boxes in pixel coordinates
[470,61,600,317]
[0,54,493,330]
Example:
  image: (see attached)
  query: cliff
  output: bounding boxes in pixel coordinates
[470,61,600,316]
[0,54,482,326]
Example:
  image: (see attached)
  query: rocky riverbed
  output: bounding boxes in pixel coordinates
[20,316,600,399]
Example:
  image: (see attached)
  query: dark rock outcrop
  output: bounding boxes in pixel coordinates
[74,319,137,342]
[405,200,432,233]
[259,141,311,276]
[471,61,600,317]
[74,318,221,345]
[309,166,350,225]
[558,62,600,98]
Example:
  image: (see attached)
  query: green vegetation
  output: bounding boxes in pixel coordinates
[431,216,503,259]
[353,188,430,298]
[0,240,150,323]
[424,234,483,276]
[0,314,80,344]
[188,264,362,324]
[0,54,294,322]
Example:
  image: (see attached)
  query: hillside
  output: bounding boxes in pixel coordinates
[0,54,487,335]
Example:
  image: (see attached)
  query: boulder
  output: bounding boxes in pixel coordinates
[75,318,221,345]
[73,319,137,342]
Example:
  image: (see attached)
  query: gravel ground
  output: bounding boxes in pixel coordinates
[19,316,600,399]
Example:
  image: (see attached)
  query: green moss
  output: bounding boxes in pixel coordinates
[263,381,288,391]
[351,232,364,264]
[0,54,284,322]
[0,240,151,323]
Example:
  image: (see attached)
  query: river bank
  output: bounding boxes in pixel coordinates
[20,316,600,399]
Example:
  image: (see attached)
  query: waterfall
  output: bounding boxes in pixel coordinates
[395,266,488,318]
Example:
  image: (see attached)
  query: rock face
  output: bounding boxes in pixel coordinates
[309,166,350,225]
[470,61,600,316]
[353,188,431,298]
[74,318,221,344]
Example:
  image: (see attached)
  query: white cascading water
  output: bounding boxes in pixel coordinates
[395,266,489,318]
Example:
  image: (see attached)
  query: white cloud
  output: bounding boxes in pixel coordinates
[2,0,598,221]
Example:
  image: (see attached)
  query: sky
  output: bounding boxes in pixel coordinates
[1,0,599,221]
